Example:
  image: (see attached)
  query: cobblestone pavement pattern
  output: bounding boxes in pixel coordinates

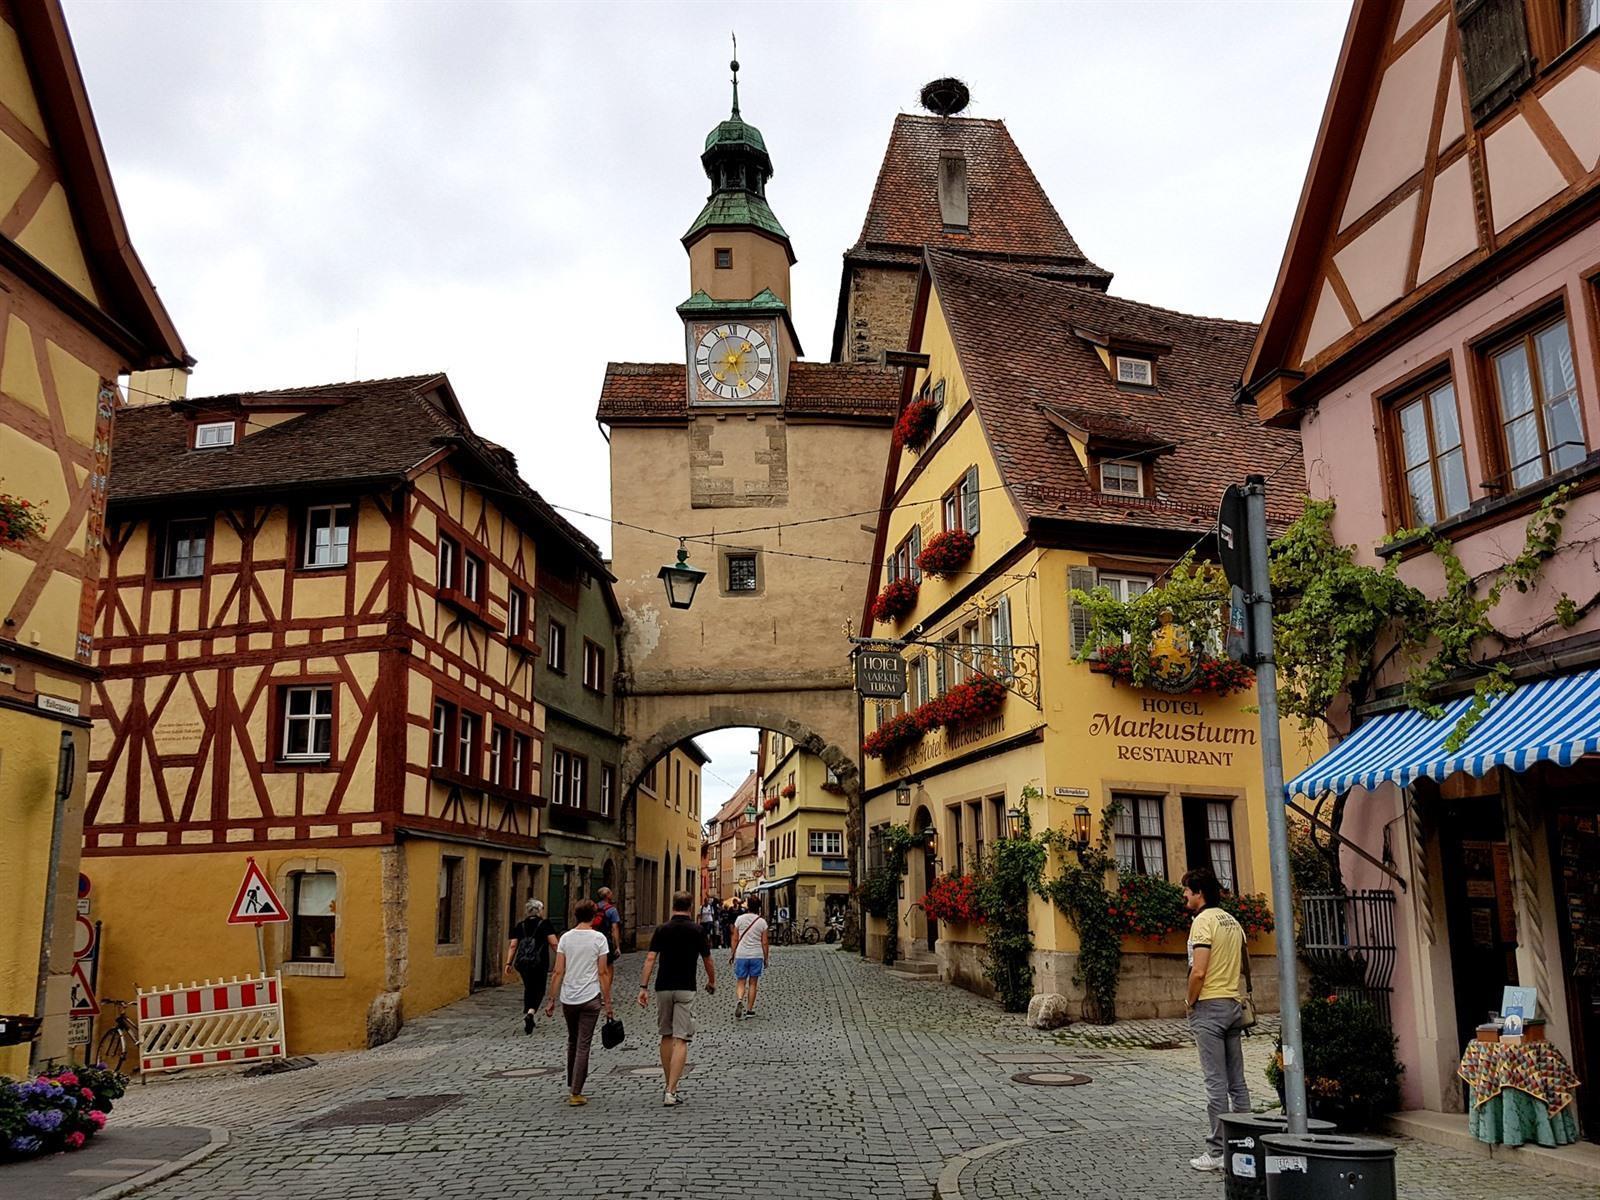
[106,948,1583,1200]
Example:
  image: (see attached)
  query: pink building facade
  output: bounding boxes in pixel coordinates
[1246,0,1600,1133]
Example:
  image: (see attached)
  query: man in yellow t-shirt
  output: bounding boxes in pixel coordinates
[1183,867,1250,1172]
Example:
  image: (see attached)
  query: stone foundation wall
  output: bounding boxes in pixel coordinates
[938,938,995,1000]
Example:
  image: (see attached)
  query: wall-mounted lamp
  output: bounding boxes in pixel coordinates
[1005,806,1024,840]
[895,780,912,807]
[1070,804,1092,851]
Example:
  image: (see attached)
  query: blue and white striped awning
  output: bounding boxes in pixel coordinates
[1286,667,1600,798]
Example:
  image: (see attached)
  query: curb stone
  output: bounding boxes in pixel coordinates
[933,1135,1030,1200]
[84,1126,228,1200]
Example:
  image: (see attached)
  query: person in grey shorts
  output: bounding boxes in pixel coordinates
[637,890,715,1107]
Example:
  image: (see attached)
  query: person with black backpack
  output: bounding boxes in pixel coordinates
[504,898,558,1034]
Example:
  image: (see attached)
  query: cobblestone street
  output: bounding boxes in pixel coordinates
[86,947,1587,1200]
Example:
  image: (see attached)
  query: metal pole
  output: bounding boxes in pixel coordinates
[853,652,869,959]
[255,923,268,979]
[1244,473,1308,1133]
[31,729,75,1069]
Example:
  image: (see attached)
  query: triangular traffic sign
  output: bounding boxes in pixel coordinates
[227,857,289,925]
[69,961,96,1017]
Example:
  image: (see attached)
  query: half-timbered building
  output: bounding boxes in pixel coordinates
[83,374,601,1053]
[0,0,188,1074]
[1246,0,1600,1135]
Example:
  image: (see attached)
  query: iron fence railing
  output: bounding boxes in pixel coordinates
[1299,889,1398,1028]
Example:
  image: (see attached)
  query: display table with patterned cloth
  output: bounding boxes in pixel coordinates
[1457,1040,1582,1147]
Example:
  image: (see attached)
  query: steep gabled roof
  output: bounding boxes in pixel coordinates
[7,1,187,367]
[848,114,1111,283]
[714,771,760,826]
[922,251,1301,534]
[596,361,898,424]
[109,373,608,573]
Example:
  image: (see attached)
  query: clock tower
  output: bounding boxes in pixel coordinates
[680,54,798,407]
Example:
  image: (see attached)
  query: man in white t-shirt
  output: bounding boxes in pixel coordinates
[544,899,614,1105]
[729,895,769,1020]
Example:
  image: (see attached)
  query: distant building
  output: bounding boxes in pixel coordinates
[628,740,705,946]
[0,0,187,1074]
[756,729,850,928]
[709,771,761,901]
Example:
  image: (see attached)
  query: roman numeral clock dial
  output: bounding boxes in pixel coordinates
[692,322,774,403]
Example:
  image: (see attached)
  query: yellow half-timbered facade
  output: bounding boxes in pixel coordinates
[0,0,188,1074]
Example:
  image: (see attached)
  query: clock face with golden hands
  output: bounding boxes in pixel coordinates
[691,321,775,403]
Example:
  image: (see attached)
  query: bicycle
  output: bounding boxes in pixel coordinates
[770,920,795,947]
[96,998,139,1072]
[800,920,822,945]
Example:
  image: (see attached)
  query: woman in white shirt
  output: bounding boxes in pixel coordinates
[544,899,615,1105]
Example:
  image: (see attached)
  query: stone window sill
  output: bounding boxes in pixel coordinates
[281,960,344,978]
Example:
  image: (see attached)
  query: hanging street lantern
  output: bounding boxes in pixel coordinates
[1071,804,1092,851]
[658,538,706,610]
[895,780,912,807]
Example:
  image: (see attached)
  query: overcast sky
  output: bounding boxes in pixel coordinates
[64,0,1350,813]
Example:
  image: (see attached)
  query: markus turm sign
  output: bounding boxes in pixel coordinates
[855,648,907,699]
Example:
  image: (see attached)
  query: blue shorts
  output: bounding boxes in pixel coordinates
[734,958,765,980]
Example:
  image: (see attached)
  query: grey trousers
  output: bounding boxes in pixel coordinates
[1190,998,1250,1153]
[563,998,602,1096]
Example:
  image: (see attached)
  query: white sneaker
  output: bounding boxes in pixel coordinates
[663,1091,679,1107]
[1189,1153,1223,1172]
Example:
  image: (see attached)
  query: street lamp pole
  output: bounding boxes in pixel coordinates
[1242,473,1308,1133]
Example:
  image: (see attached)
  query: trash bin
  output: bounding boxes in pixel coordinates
[1261,1132,1397,1200]
[1220,1114,1336,1200]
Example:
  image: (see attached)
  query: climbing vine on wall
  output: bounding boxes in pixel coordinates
[1039,797,1124,1024]
[976,792,1047,1012]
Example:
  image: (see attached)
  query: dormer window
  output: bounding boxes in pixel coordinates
[1099,460,1143,497]
[1115,356,1154,388]
[194,421,236,449]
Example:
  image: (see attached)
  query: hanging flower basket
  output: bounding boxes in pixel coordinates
[894,398,941,452]
[0,492,47,548]
[934,674,1007,728]
[863,711,925,759]
[872,577,920,625]
[1094,643,1254,697]
[915,529,974,579]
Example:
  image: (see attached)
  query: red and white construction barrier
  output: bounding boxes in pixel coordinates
[137,974,285,1074]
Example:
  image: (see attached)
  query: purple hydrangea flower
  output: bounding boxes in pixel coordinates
[24,1108,64,1131]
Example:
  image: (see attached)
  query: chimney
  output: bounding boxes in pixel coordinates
[125,367,189,406]
[938,151,968,229]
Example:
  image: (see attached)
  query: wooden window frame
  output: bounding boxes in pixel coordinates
[436,854,465,946]
[1114,355,1155,388]
[437,533,459,591]
[288,869,339,964]
[276,682,337,767]
[1473,301,1589,493]
[190,418,239,450]
[1114,792,1168,879]
[546,618,567,674]
[1097,458,1144,497]
[550,747,570,806]
[507,586,535,651]
[569,752,588,810]
[455,708,482,779]
[1380,372,1471,529]
[941,466,981,535]
[299,502,354,571]
[600,764,615,816]
[725,552,759,594]
[582,639,606,694]
[430,699,454,769]
[714,247,733,269]
[156,515,210,583]
[488,725,507,787]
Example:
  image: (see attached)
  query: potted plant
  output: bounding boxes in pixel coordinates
[1265,994,1401,1131]
[894,398,941,452]
[915,529,975,579]
[1,1064,127,1161]
[872,577,920,625]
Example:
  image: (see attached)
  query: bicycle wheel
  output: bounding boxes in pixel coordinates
[803,926,821,944]
[96,1025,129,1072]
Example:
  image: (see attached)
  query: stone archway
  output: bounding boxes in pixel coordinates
[617,699,864,951]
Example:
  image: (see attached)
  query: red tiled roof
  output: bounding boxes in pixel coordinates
[109,374,608,567]
[849,115,1111,285]
[596,361,897,424]
[925,252,1301,532]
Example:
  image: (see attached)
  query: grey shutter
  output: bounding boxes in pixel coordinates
[1068,566,1098,654]
[1455,0,1532,124]
[935,646,948,695]
[963,466,981,534]
[995,595,1014,679]
[910,523,923,583]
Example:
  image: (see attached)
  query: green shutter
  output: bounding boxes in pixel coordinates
[910,523,922,583]
[963,466,980,534]
[1069,566,1098,654]
[994,595,1014,679]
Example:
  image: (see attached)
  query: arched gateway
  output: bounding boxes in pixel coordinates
[597,66,900,936]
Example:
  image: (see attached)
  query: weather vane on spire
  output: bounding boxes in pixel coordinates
[730,33,741,117]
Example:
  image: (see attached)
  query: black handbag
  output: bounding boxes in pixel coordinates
[600,1016,624,1050]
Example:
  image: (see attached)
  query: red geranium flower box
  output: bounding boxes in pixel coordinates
[935,674,1007,728]
[872,577,919,625]
[922,873,987,925]
[915,529,974,579]
[862,710,925,760]
[894,398,941,451]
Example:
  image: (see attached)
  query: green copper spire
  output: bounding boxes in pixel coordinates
[685,42,789,252]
